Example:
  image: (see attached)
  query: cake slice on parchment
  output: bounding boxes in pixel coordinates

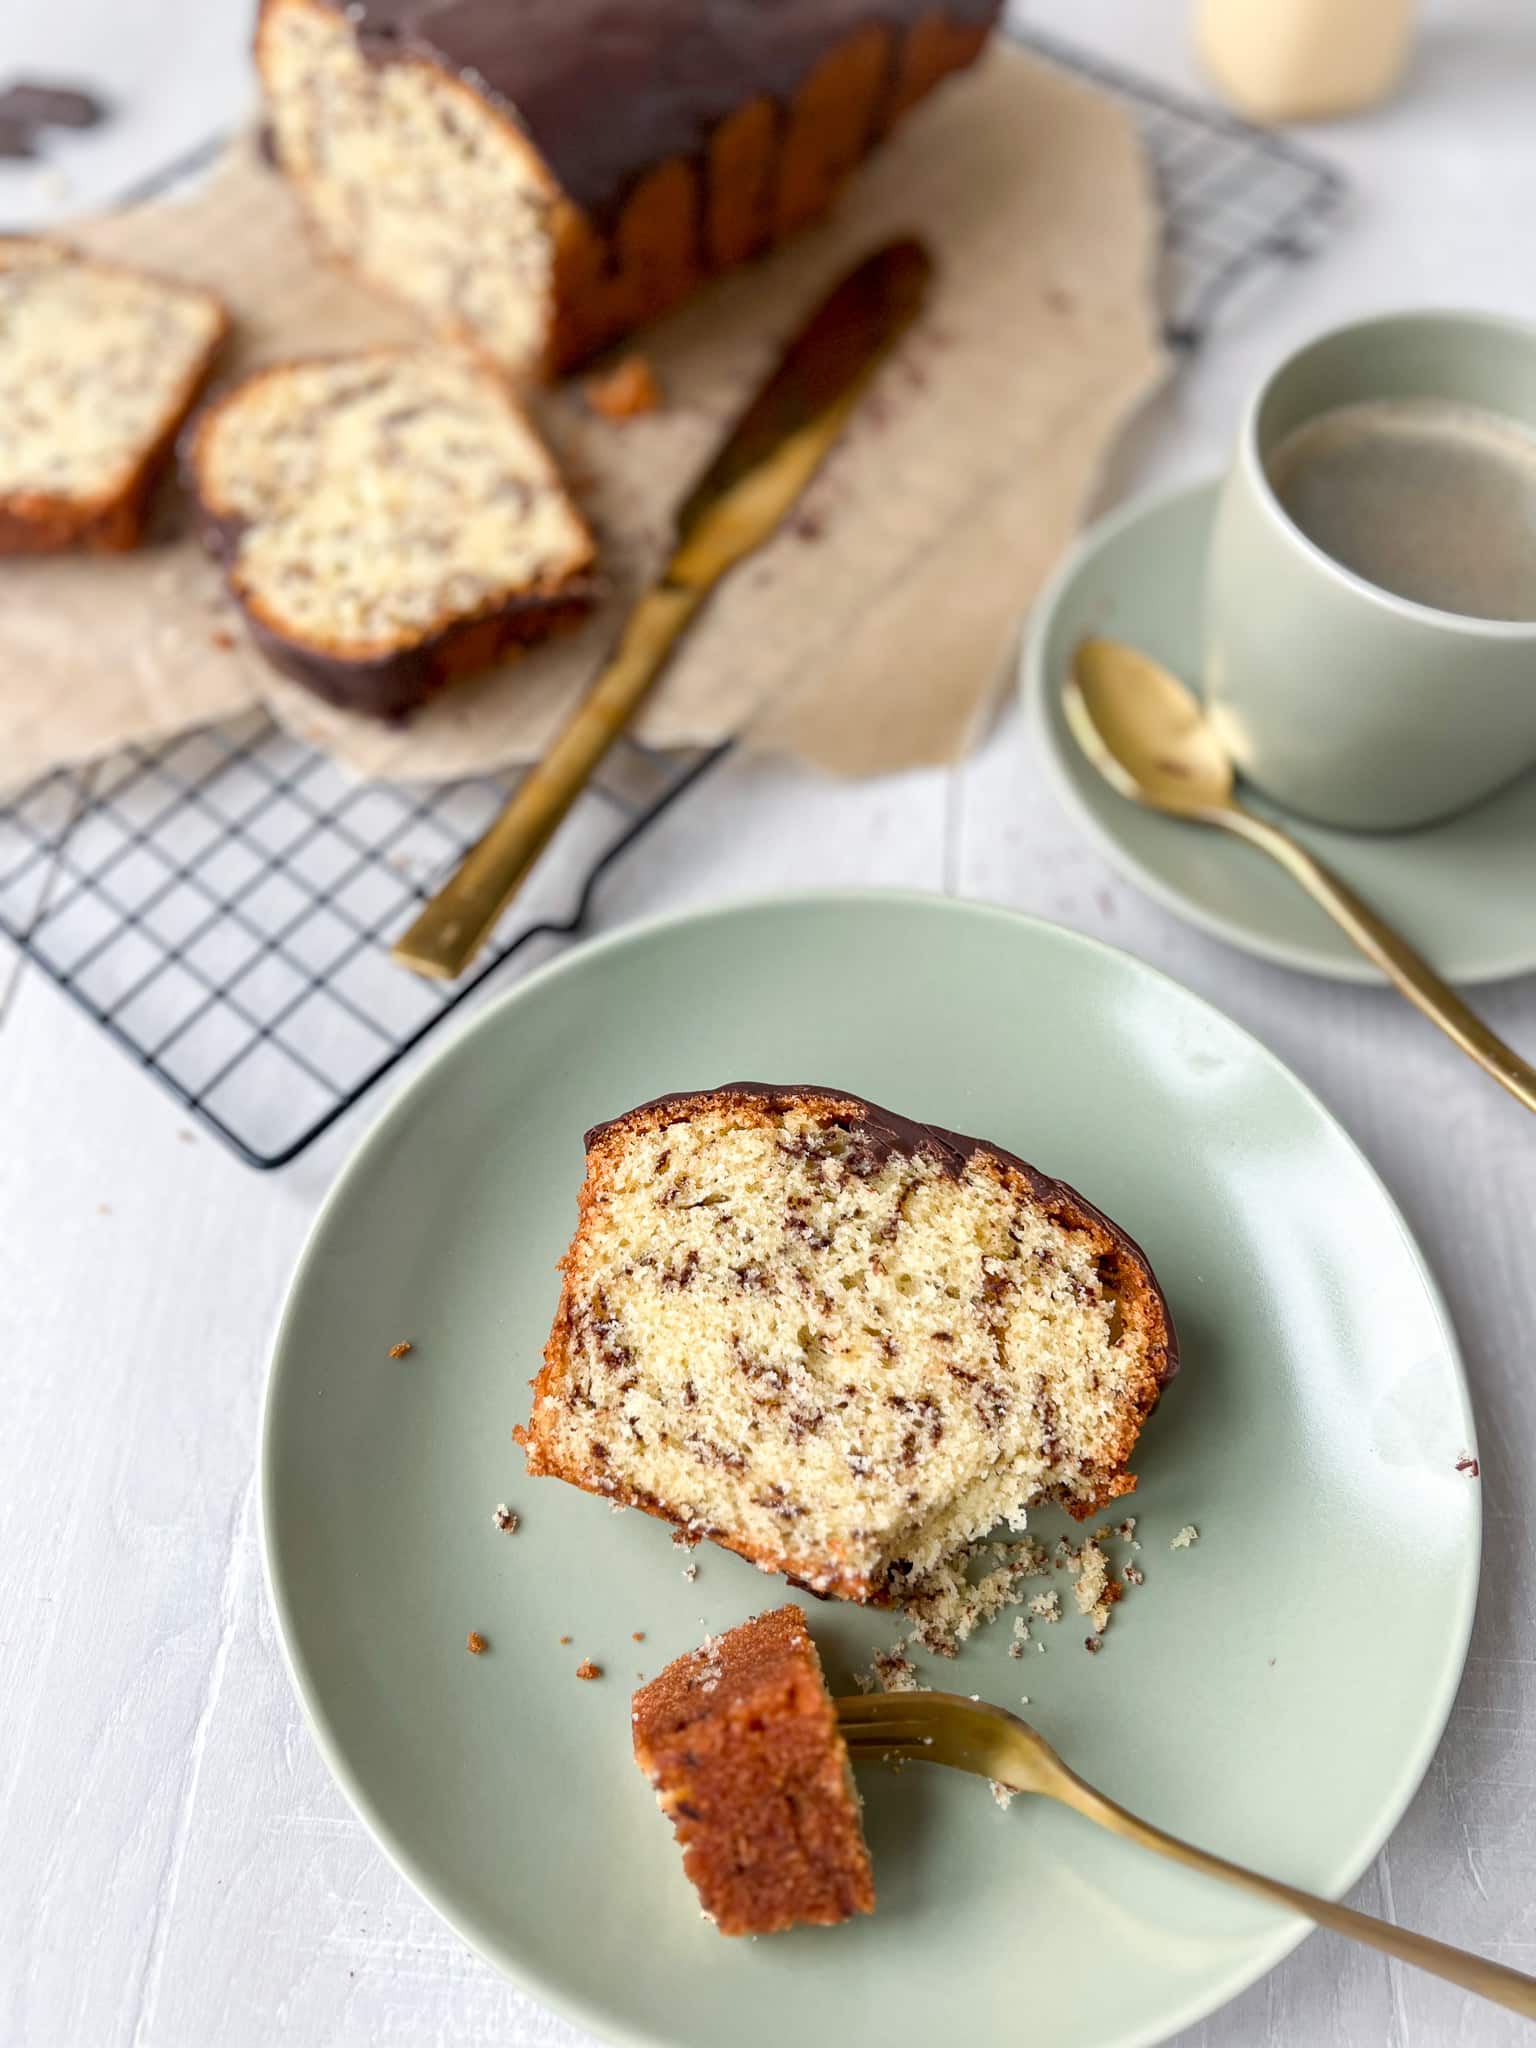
[631,1604,875,1935]
[255,0,1001,377]
[518,1084,1177,1604]
[182,348,596,718]
[0,238,228,554]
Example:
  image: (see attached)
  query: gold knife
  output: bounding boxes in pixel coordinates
[392,238,933,980]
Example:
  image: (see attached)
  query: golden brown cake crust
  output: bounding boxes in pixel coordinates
[631,1604,874,1934]
[519,1084,1178,1601]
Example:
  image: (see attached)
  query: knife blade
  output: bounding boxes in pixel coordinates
[392,238,933,980]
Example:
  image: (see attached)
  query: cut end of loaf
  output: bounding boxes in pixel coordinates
[521,1085,1176,1603]
[258,0,560,377]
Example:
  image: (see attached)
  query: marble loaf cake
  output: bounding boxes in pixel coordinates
[519,1085,1177,1602]
[632,1605,875,1934]
[0,238,228,553]
[183,348,595,715]
[256,0,1002,376]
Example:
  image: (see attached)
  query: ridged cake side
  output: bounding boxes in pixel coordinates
[520,1085,1177,1602]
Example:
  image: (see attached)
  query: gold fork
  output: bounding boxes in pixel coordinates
[836,1692,1536,2019]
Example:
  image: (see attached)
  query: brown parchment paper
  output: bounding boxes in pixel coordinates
[0,43,1164,795]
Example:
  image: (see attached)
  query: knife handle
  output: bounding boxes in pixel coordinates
[391,579,703,980]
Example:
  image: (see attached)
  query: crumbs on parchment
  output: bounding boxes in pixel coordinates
[387,1341,413,1359]
[492,1503,519,1532]
[466,1631,488,1655]
[584,352,662,420]
[576,1660,602,1681]
[1170,1525,1199,1550]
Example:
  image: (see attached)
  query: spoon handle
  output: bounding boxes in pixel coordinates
[1046,1762,1536,2018]
[1214,804,1536,1113]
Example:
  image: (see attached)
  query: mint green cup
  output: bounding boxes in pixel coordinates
[1204,310,1536,831]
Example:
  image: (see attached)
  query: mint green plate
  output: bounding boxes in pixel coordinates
[1024,478,1536,985]
[262,893,1479,2048]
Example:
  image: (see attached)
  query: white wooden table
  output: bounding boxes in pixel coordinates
[4,3,1534,2043]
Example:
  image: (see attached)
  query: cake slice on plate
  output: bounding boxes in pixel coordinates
[631,1604,874,1934]
[0,238,228,553]
[519,1084,1177,1602]
[183,348,596,717]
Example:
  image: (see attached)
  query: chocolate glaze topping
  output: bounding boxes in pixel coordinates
[340,0,999,226]
[586,1082,1179,1383]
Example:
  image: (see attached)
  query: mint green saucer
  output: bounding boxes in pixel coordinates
[1024,479,1536,985]
[262,893,1479,2048]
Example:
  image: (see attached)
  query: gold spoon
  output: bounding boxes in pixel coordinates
[838,1691,1536,2019]
[1066,636,1536,1113]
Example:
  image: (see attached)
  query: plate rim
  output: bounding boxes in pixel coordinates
[260,887,1481,2048]
[1022,475,1536,988]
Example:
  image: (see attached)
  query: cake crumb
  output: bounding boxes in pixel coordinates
[1123,1561,1144,1587]
[870,1646,924,1694]
[682,1562,698,1582]
[632,1630,645,1642]
[576,1659,602,1680]
[492,1503,518,1532]
[584,352,662,420]
[1070,1538,1121,1635]
[1171,1525,1200,1550]
[1084,1635,1102,1654]
[1456,1455,1480,1477]
[559,1634,572,1645]
[466,1630,487,1655]
[990,1780,1016,1809]
[1028,1591,1061,1622]
[1116,1517,1137,1541]
[898,1536,1049,1656]
[387,1340,413,1359]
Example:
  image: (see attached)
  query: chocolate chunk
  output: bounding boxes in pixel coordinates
[0,82,106,129]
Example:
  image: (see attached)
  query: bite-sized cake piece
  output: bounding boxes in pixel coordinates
[631,1604,874,1934]
[183,348,595,717]
[256,0,1000,377]
[520,1085,1177,1603]
[0,238,228,553]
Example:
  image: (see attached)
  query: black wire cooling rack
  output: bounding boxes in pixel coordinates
[0,30,1344,1169]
